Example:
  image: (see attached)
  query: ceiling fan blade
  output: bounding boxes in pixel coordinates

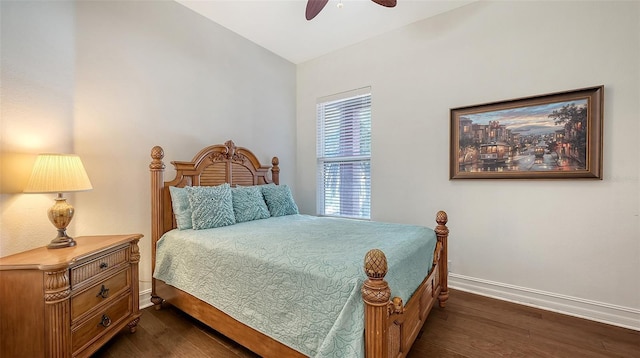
[306,0,330,20]
[372,0,397,7]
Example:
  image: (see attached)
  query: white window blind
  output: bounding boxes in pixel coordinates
[316,88,371,219]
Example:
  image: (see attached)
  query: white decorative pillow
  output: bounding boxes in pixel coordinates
[185,184,236,230]
[231,186,270,223]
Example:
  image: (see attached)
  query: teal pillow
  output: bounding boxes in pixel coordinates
[261,184,299,217]
[185,184,236,230]
[169,186,192,230]
[231,186,270,223]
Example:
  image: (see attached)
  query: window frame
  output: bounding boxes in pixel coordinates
[316,87,372,220]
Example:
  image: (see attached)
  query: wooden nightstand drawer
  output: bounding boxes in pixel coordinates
[72,293,132,353]
[71,246,129,287]
[72,268,131,321]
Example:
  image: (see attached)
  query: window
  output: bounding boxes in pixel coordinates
[316,88,371,219]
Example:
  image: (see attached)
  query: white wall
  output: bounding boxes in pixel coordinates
[1,0,296,303]
[0,0,76,255]
[297,1,639,329]
[72,0,296,296]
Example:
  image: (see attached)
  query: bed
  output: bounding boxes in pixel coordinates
[149,140,449,358]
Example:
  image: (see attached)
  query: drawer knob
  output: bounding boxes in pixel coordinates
[96,284,110,299]
[99,314,112,328]
[99,262,108,269]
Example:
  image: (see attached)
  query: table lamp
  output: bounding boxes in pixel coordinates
[24,154,93,249]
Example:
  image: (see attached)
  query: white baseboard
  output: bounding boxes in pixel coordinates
[139,288,153,310]
[449,273,640,331]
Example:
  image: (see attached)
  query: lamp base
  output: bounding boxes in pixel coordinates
[47,230,77,249]
[46,194,77,249]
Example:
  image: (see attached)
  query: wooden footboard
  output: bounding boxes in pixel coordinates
[149,142,448,358]
[362,211,448,358]
[154,279,306,357]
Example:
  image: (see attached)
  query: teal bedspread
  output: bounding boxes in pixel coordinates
[154,214,436,357]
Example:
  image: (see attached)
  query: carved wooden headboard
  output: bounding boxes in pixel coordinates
[149,140,279,271]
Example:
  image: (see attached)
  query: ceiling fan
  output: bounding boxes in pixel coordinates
[306,0,397,21]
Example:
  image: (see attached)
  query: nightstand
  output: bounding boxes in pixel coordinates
[0,234,142,358]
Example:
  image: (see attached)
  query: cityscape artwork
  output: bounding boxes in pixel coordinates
[450,86,603,179]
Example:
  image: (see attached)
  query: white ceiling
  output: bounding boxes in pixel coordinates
[175,0,474,64]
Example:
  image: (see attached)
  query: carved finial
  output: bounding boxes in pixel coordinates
[225,140,236,158]
[151,146,164,160]
[364,249,388,279]
[150,146,165,170]
[271,157,280,174]
[271,156,280,185]
[435,210,449,238]
[389,296,404,314]
[362,249,391,305]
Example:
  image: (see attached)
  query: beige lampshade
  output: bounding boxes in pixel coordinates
[24,154,93,193]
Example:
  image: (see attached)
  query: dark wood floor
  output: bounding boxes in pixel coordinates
[93,289,639,357]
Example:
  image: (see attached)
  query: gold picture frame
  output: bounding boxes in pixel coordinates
[450,86,603,179]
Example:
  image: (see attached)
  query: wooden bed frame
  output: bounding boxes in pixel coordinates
[149,140,449,358]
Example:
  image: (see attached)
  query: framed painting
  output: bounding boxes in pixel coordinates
[450,86,603,179]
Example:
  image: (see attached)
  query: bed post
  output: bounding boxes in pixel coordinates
[362,249,391,358]
[435,210,449,307]
[271,157,280,185]
[149,146,165,309]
